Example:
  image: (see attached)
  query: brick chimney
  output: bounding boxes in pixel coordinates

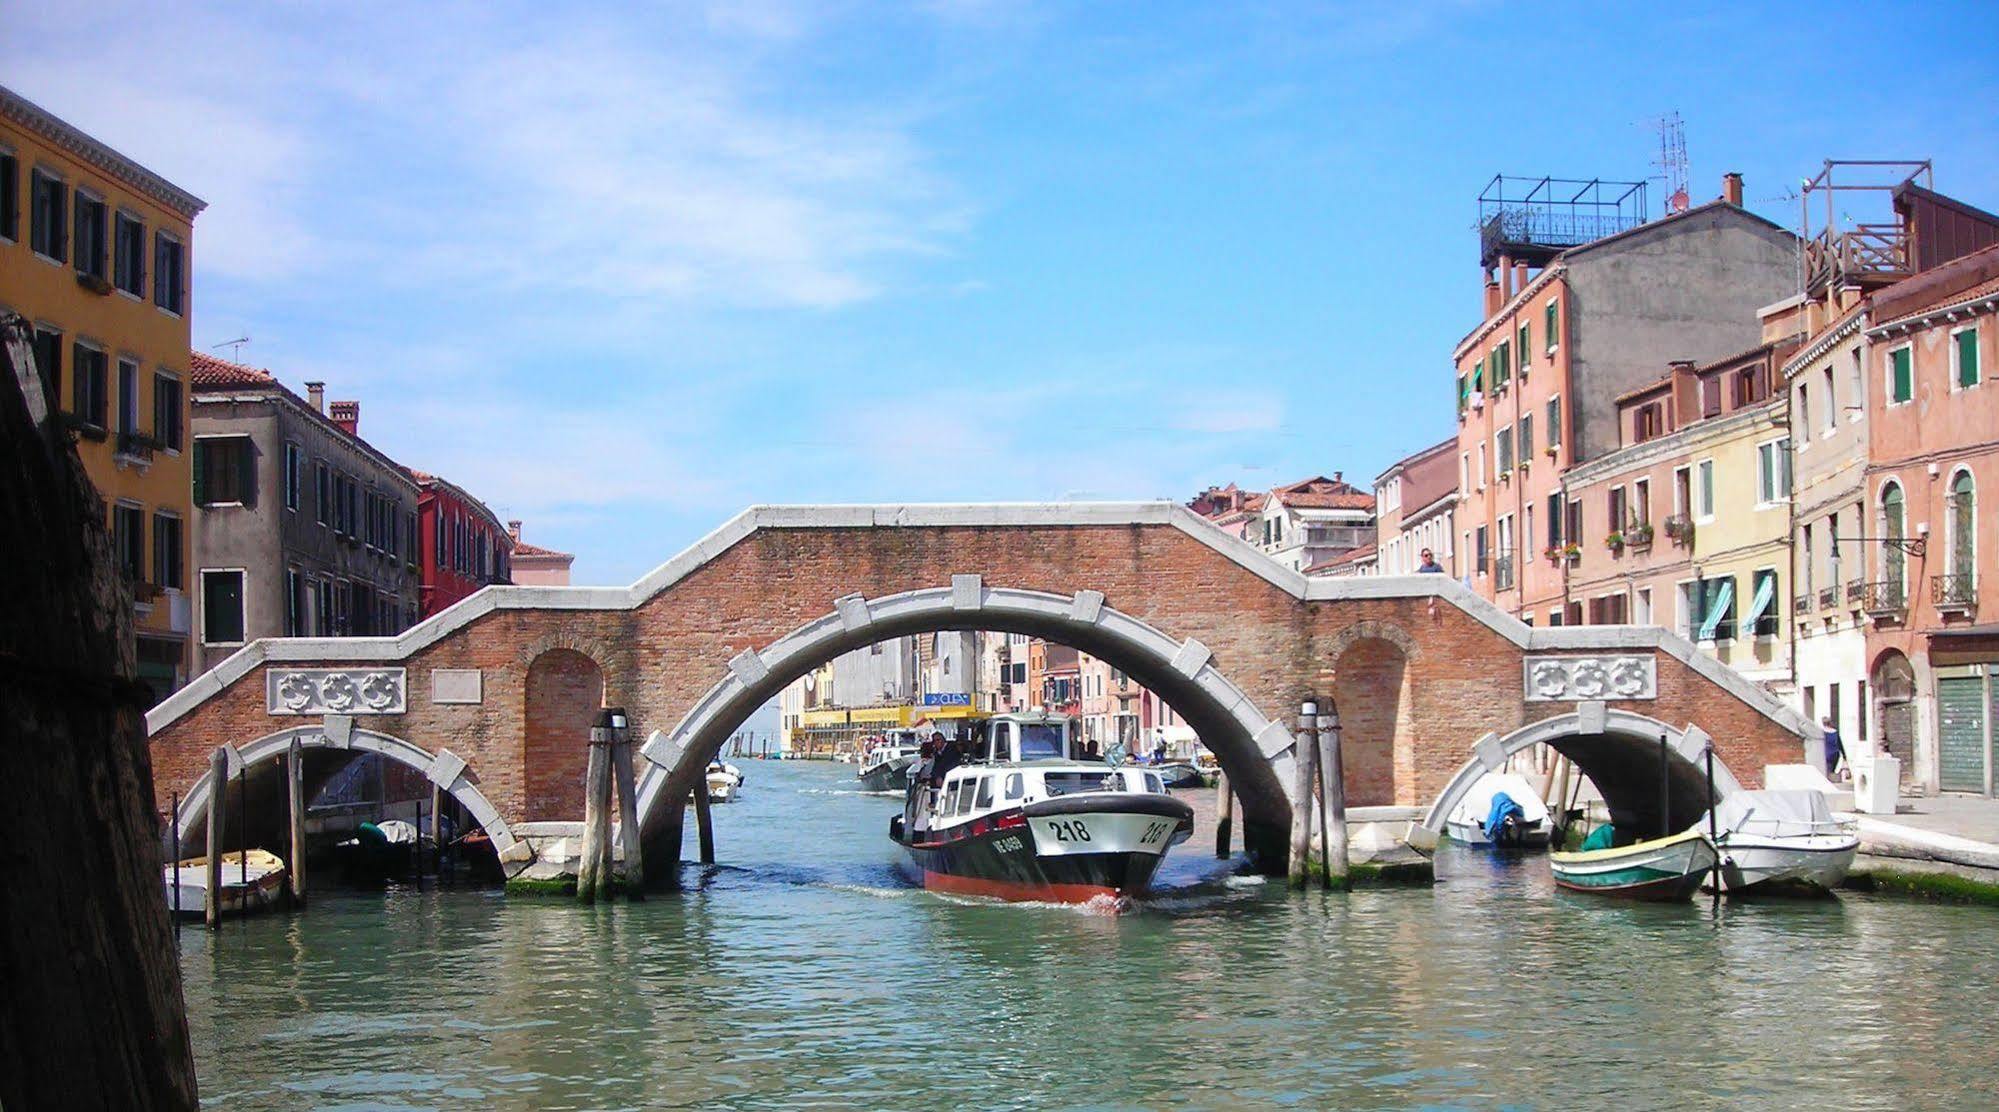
[329,400,359,436]
[507,520,523,543]
[1484,276,1503,317]
[305,381,326,413]
[1722,172,1744,207]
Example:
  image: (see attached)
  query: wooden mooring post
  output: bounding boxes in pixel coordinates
[693,762,717,866]
[287,737,307,909]
[1317,698,1349,890]
[205,747,227,931]
[610,712,644,897]
[1288,702,1318,890]
[429,783,444,888]
[578,710,617,903]
[1213,769,1233,858]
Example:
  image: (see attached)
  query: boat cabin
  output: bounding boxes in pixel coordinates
[981,711,1075,763]
[906,712,1178,835]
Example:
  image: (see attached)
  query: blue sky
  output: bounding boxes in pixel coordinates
[10,1,1999,584]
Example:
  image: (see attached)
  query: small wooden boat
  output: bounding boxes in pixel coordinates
[1549,828,1715,901]
[332,819,418,885]
[1704,790,1859,895]
[1444,771,1553,848]
[163,849,287,918]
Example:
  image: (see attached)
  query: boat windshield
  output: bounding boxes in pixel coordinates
[1042,772,1110,796]
[1018,725,1066,761]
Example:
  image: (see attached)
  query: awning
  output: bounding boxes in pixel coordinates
[1697,577,1735,641]
[1743,574,1776,631]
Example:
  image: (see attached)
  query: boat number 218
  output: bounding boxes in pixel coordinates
[1045,820,1092,842]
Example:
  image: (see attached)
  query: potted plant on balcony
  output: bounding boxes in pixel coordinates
[1626,521,1654,550]
[1605,531,1624,554]
[1562,542,1581,564]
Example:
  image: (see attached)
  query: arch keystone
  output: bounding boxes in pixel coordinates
[1068,589,1105,623]
[427,748,467,789]
[951,574,983,610]
[1576,700,1608,735]
[323,714,354,749]
[835,593,872,632]
[1473,730,1506,772]
[1253,720,1292,758]
[728,649,769,686]
[1170,638,1212,679]
[641,729,679,768]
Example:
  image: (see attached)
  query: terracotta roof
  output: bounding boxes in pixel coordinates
[189,351,279,387]
[1870,243,1999,331]
[510,540,573,560]
[1303,542,1376,574]
[1269,475,1372,511]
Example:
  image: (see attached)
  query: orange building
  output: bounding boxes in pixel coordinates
[1,85,205,702]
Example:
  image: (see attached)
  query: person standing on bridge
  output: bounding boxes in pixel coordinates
[1417,548,1445,574]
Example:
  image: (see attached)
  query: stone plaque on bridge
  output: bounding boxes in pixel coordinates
[267,668,408,716]
[431,669,483,705]
[1523,656,1655,702]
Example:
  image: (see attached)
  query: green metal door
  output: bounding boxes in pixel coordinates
[1937,676,1986,793]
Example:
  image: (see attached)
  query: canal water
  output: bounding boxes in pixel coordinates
[181,759,1996,1109]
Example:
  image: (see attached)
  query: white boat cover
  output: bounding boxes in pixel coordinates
[1447,772,1550,826]
[1707,790,1844,839]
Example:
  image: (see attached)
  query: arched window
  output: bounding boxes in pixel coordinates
[1948,470,1975,581]
[1880,482,1906,592]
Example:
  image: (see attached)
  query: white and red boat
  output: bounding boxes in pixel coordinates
[890,712,1193,905]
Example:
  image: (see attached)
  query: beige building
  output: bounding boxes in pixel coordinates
[506,521,574,586]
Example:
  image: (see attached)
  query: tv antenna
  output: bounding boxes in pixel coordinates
[1653,111,1689,215]
[210,336,250,360]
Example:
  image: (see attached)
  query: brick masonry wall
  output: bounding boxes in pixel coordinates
[523,648,604,821]
[150,522,1803,841]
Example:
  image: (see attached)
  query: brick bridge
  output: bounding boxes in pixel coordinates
[147,504,1813,878]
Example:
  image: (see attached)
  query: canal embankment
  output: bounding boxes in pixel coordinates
[1839,796,1999,904]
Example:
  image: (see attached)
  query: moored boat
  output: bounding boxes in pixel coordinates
[1549,828,1716,901]
[163,849,287,918]
[856,731,923,792]
[1149,762,1205,789]
[1444,771,1553,849]
[706,760,744,803]
[890,711,1193,905]
[1704,790,1859,895]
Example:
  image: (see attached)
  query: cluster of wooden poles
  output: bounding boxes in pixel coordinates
[1212,696,1351,889]
[576,707,648,902]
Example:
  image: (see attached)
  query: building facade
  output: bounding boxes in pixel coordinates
[506,521,574,586]
[1373,438,1457,576]
[2,86,205,703]
[410,470,509,617]
[188,355,422,671]
[1455,179,1798,623]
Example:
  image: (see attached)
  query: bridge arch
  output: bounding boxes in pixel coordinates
[1418,707,1745,842]
[631,581,1300,863]
[168,725,519,858]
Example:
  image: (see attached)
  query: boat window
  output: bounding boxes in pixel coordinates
[1018,724,1066,760]
[1146,773,1165,793]
[944,782,962,814]
[1042,772,1110,796]
[957,779,980,815]
[975,777,995,809]
[1004,773,1024,800]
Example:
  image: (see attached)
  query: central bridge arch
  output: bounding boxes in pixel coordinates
[634,581,1297,862]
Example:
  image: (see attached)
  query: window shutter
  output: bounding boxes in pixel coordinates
[237,439,256,505]
[1892,348,1912,401]
[192,441,209,504]
[1959,330,1979,387]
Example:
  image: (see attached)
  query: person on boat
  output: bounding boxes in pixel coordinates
[928,731,959,786]
[1822,716,1846,781]
[1417,547,1445,574]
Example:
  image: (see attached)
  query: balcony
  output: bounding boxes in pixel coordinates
[1860,580,1907,618]
[1493,554,1515,590]
[114,430,160,465]
[1847,581,1866,604]
[1933,573,1977,615]
[1663,514,1694,546]
[1818,587,1838,611]
[1794,593,1813,616]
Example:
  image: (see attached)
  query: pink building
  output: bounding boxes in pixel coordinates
[507,521,574,587]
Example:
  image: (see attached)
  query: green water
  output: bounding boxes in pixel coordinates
[181,759,1998,1109]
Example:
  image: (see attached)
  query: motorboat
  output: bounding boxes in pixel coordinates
[1444,771,1553,848]
[857,731,924,793]
[1549,827,1716,901]
[331,819,419,884]
[1704,790,1859,895]
[706,760,745,803]
[890,711,1193,905]
[1149,762,1206,789]
[163,849,287,918]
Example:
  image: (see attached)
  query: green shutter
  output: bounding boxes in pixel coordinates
[191,440,208,505]
[1519,323,1531,368]
[1473,356,1484,392]
[1891,348,1912,402]
[1545,300,1558,347]
[1958,329,1979,387]
[1457,375,1468,411]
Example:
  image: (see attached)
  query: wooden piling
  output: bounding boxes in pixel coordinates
[693,766,717,866]
[1288,711,1318,890]
[1318,703,1349,890]
[578,722,613,903]
[1213,770,1233,858]
[170,791,182,927]
[287,737,306,909]
[429,783,444,887]
[205,747,226,931]
[611,726,644,897]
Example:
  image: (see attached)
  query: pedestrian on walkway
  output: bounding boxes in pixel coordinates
[1416,548,1445,574]
[1822,715,1846,780]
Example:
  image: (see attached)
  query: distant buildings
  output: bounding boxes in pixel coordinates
[408,469,509,617]
[1372,438,1456,576]
[3,85,205,703]
[1189,476,1375,576]
[506,521,574,586]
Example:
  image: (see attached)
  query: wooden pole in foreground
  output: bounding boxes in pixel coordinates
[287,738,307,909]
[205,747,227,931]
[1319,700,1350,889]
[578,713,614,902]
[693,763,717,866]
[429,783,444,887]
[611,721,644,898]
[1288,704,1318,890]
[1213,769,1233,858]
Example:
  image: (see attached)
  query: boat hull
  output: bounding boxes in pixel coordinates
[1445,817,1552,849]
[1550,832,1716,901]
[857,757,913,793]
[164,852,288,918]
[896,795,1193,905]
[1715,835,1858,894]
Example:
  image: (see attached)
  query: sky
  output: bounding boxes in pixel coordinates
[9,1,1999,585]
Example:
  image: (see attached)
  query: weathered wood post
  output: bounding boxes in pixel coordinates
[578,709,616,902]
[693,761,717,866]
[1288,701,1318,890]
[206,747,228,931]
[287,737,307,909]
[607,710,644,898]
[1319,698,1349,890]
[1213,769,1233,858]
[429,784,444,886]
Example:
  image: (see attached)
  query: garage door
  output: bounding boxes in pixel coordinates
[1938,675,1987,793]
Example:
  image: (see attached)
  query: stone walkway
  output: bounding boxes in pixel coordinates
[1868,793,1999,845]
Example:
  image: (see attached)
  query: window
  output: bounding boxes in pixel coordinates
[153,373,182,450]
[1456,375,1468,413]
[1748,568,1780,637]
[312,463,329,526]
[1548,608,1564,627]
[1496,426,1514,474]
[1955,328,1981,389]
[31,327,60,411]
[1546,492,1563,549]
[1518,413,1533,459]
[1756,439,1792,504]
[111,504,144,579]
[153,232,185,314]
[1733,366,1765,408]
[1565,499,1582,552]
[1634,587,1653,625]
[29,168,66,261]
[113,212,145,296]
[116,358,138,434]
[975,776,994,809]
[1471,355,1484,394]
[1821,366,1836,433]
[1544,299,1559,350]
[1475,525,1489,575]
[1608,486,1627,535]
[1545,396,1561,450]
[73,191,107,280]
[314,579,334,636]
[1494,341,1511,387]
[405,511,418,565]
[1634,478,1651,525]
[1695,575,1737,642]
[1673,465,1691,517]
[1849,347,1864,419]
[285,569,306,636]
[192,436,256,505]
[1518,323,1531,371]
[152,513,182,590]
[1700,377,1721,418]
[1888,346,1912,404]
[1633,402,1663,442]
[201,569,246,644]
[1696,459,1715,520]
[1795,383,1810,440]
[1948,471,1975,580]
[283,443,303,511]
[71,342,108,429]
[0,150,16,241]
[1881,482,1906,589]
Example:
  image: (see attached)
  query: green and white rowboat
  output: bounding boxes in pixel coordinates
[1549,828,1716,901]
